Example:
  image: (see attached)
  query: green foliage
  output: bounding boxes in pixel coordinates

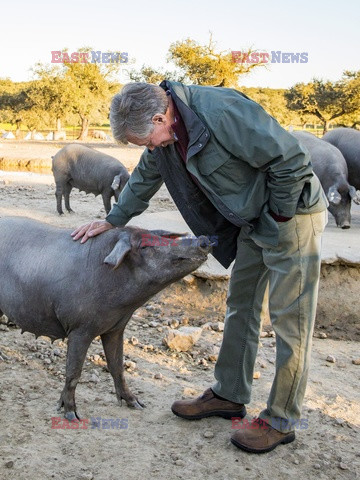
[167,35,265,87]
[285,72,360,133]
[129,65,186,84]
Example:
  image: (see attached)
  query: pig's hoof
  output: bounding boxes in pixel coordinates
[65,410,81,421]
[67,209,75,214]
[127,398,146,409]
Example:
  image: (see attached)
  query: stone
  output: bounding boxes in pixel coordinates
[210,322,224,332]
[130,336,139,346]
[183,275,196,285]
[352,358,360,365]
[89,374,99,383]
[124,360,136,370]
[149,321,159,327]
[5,461,14,468]
[253,371,261,379]
[198,358,208,367]
[163,327,202,352]
[207,346,220,362]
[339,463,349,470]
[326,355,336,363]
[318,332,327,339]
[169,319,180,329]
[203,431,214,439]
[202,322,212,331]
[154,373,163,380]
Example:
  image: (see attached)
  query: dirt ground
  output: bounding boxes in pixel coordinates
[0,140,359,480]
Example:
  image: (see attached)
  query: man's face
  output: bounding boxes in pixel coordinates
[126,113,176,151]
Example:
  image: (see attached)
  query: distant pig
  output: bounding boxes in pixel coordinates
[0,217,211,420]
[292,131,360,228]
[323,128,360,190]
[52,144,130,215]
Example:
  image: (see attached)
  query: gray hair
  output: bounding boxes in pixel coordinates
[110,83,169,144]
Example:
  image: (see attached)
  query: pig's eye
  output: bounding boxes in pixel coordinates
[139,243,153,249]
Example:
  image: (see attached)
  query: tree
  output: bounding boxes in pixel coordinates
[167,35,266,87]
[32,47,122,139]
[31,64,74,132]
[285,73,360,134]
[129,65,185,84]
[241,87,317,128]
[0,80,49,138]
[334,71,360,129]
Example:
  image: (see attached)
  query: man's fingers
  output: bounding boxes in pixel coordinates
[72,224,92,241]
[71,224,89,237]
[72,221,114,243]
[80,225,103,243]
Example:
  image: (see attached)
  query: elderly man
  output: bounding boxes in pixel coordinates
[72,81,327,453]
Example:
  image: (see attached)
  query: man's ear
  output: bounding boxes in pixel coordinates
[152,113,166,124]
[104,231,132,269]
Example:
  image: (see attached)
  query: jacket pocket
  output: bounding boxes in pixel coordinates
[196,149,231,176]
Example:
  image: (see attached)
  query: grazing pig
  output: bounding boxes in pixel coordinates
[0,217,211,420]
[52,144,129,215]
[292,131,360,228]
[323,128,360,190]
[91,129,109,140]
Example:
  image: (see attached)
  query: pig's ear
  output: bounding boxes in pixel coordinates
[349,186,360,205]
[150,230,189,238]
[104,232,132,269]
[111,174,121,191]
[327,185,341,205]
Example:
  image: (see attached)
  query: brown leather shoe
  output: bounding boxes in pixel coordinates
[171,388,246,420]
[231,418,295,453]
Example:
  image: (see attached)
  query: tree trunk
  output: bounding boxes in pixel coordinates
[78,117,89,140]
[56,118,62,132]
[15,120,21,138]
[323,120,330,135]
[31,129,37,140]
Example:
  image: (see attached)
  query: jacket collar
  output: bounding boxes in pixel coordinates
[159,80,210,159]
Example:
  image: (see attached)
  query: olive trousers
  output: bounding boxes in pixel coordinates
[212,211,327,433]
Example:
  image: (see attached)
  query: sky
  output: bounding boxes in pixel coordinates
[1,0,359,89]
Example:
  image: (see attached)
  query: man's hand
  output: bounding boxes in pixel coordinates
[71,220,115,243]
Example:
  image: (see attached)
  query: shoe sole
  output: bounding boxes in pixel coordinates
[171,406,247,420]
[230,431,295,453]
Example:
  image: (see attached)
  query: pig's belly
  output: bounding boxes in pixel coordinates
[0,303,67,340]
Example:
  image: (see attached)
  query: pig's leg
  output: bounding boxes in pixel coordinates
[101,192,112,215]
[55,182,64,215]
[101,329,145,409]
[64,183,74,213]
[57,332,92,420]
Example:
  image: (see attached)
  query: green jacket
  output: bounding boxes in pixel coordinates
[107,81,327,260]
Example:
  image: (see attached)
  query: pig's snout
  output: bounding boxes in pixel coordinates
[340,222,351,229]
[198,235,213,252]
